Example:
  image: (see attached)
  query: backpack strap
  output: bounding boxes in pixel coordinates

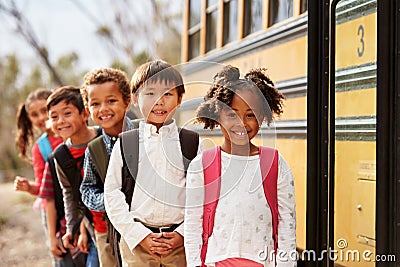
[37,133,52,162]
[131,118,142,128]
[119,129,139,210]
[88,135,109,183]
[53,144,85,203]
[200,146,279,266]
[200,146,221,266]
[107,128,140,267]
[260,146,279,252]
[179,128,199,171]
[47,153,65,233]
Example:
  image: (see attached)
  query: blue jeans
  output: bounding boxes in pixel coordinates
[86,238,99,267]
[55,250,86,267]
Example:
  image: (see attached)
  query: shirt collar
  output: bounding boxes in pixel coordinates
[141,119,178,139]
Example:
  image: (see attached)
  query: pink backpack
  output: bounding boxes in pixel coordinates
[201,146,279,266]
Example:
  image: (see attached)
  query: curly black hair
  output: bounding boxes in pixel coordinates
[196,65,285,129]
[81,68,131,107]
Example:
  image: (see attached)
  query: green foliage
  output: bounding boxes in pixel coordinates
[55,52,82,86]
[133,51,153,68]
[110,60,130,76]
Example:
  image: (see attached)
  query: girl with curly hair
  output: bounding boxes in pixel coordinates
[185,65,296,267]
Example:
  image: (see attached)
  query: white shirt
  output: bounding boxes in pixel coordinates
[104,120,200,251]
[184,150,297,267]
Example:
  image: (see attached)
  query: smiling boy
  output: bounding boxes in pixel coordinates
[104,60,200,267]
[47,86,100,266]
[80,68,135,267]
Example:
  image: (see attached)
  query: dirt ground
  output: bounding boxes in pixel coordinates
[0,182,52,267]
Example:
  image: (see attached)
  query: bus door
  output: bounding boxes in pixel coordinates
[309,1,400,266]
[331,1,377,266]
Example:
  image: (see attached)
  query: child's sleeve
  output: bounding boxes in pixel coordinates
[104,139,152,251]
[184,154,205,267]
[38,162,54,200]
[54,158,78,234]
[80,148,105,212]
[31,142,44,195]
[276,154,297,267]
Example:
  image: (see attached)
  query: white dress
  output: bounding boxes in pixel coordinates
[184,150,297,267]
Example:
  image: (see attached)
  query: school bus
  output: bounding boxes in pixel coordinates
[178,0,400,266]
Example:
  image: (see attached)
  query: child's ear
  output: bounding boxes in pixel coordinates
[131,93,138,106]
[258,115,265,127]
[85,108,90,117]
[82,108,90,122]
[124,98,131,110]
[177,95,183,106]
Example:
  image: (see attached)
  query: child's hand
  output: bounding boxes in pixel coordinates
[14,176,31,192]
[49,236,67,259]
[77,232,90,254]
[160,231,184,251]
[139,233,172,258]
[62,231,76,249]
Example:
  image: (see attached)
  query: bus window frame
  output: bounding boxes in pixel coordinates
[183,0,307,61]
[376,0,400,265]
[307,1,330,266]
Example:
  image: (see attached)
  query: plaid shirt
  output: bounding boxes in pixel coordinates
[80,118,136,212]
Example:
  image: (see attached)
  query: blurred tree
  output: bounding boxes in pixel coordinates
[0,54,27,174]
[0,0,64,86]
[0,51,84,178]
[54,52,84,86]
[71,0,182,69]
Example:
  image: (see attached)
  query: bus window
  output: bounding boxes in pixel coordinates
[333,1,377,265]
[243,0,263,37]
[207,0,218,6]
[188,30,200,60]
[268,0,293,26]
[188,0,201,60]
[223,0,238,45]
[206,0,218,52]
[300,0,307,14]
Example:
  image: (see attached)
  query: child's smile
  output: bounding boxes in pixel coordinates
[49,101,88,140]
[219,90,264,155]
[135,80,182,130]
[87,81,129,136]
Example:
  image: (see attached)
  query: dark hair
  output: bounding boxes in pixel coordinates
[81,68,131,106]
[196,65,285,129]
[130,60,185,97]
[47,86,85,113]
[15,88,52,160]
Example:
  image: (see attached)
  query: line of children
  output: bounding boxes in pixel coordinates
[16,62,297,267]
[80,68,135,267]
[14,88,63,266]
[104,60,201,267]
[184,65,296,267]
[47,86,100,267]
